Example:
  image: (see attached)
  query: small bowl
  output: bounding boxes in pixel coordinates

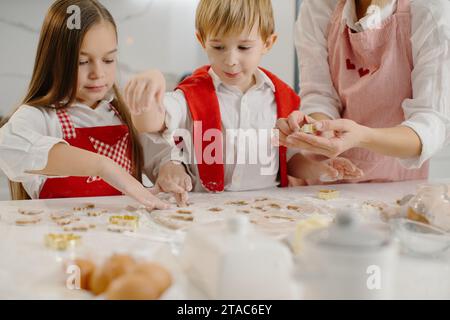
[391,219,450,257]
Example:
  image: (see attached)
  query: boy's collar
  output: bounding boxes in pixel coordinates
[208,67,275,93]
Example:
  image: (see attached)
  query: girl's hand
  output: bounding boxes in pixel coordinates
[98,157,170,210]
[286,119,367,158]
[153,161,193,207]
[124,69,166,115]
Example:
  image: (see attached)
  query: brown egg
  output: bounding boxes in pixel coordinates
[105,273,160,300]
[89,254,136,295]
[131,262,172,295]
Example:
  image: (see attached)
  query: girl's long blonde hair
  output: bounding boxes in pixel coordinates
[7,0,143,200]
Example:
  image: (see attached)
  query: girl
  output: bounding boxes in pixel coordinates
[277,0,450,183]
[0,0,168,209]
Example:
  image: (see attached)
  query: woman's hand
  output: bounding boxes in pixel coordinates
[285,119,369,158]
[323,157,364,181]
[288,153,363,184]
[124,69,166,115]
[98,157,170,210]
[153,161,193,207]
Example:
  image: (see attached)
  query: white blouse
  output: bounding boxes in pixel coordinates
[295,0,450,168]
[0,97,167,198]
[150,68,299,192]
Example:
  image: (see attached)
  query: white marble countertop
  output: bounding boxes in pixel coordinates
[0,180,449,300]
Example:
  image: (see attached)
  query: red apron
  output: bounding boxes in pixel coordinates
[39,105,132,199]
[176,65,300,192]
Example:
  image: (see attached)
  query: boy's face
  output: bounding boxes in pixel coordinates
[77,22,117,108]
[199,24,277,93]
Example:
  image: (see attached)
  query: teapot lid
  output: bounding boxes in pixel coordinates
[306,210,389,249]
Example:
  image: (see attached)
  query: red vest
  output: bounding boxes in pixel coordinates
[176,65,300,192]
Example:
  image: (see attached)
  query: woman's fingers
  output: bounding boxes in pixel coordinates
[318,163,340,182]
[287,175,307,187]
[315,119,352,133]
[285,134,334,156]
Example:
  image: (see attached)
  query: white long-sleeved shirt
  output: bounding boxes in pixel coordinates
[149,68,299,192]
[0,96,169,198]
[295,0,450,168]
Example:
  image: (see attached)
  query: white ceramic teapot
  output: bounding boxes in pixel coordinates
[297,211,398,299]
[180,215,294,299]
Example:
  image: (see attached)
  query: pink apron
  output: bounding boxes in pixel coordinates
[327,0,428,182]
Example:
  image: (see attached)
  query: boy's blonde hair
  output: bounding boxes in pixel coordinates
[196,0,275,43]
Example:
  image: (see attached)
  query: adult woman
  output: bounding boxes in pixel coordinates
[278,0,450,182]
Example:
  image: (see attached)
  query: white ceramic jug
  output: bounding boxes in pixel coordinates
[180,215,295,299]
[298,211,398,299]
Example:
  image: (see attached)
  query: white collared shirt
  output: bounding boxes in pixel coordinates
[0,96,130,199]
[147,68,292,192]
[295,0,450,169]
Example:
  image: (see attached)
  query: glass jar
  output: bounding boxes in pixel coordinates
[407,184,450,231]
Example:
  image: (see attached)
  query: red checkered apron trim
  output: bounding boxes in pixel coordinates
[56,106,132,183]
[56,108,77,139]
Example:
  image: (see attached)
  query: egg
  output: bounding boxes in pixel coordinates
[89,254,136,295]
[131,262,172,295]
[105,273,160,300]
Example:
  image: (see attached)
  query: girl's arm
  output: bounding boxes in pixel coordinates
[29,143,169,209]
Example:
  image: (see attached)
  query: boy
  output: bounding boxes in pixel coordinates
[128,0,362,195]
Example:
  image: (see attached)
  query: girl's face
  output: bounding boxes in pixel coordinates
[76,22,117,108]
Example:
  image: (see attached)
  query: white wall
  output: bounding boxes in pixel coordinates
[0,0,296,117]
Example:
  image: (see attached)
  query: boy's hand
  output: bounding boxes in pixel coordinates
[98,157,170,210]
[153,161,193,207]
[124,69,166,115]
[275,111,316,148]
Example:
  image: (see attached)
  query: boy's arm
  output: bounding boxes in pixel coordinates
[131,108,166,133]
[124,69,167,133]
